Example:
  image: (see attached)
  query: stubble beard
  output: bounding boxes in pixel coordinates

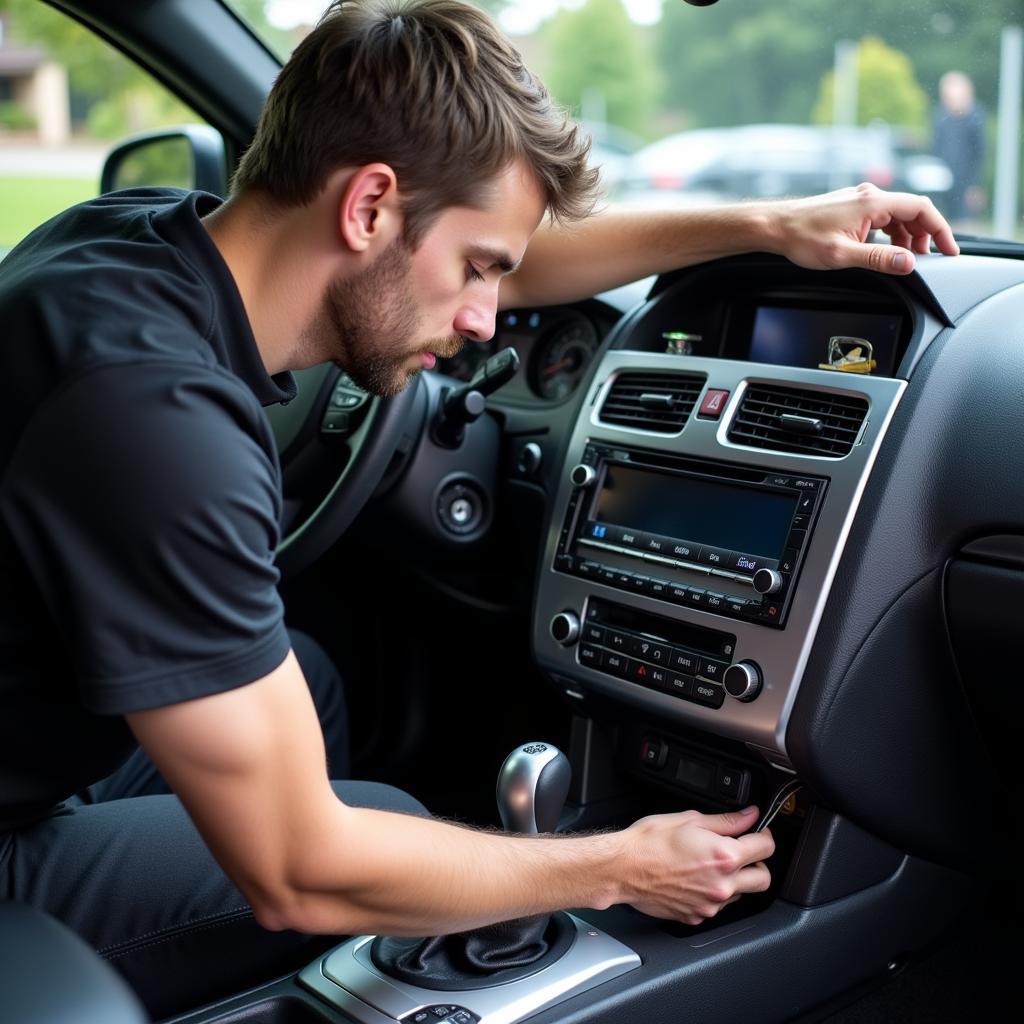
[308,237,464,398]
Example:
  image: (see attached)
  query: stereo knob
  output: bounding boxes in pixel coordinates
[569,463,597,488]
[724,661,762,702]
[752,568,784,595]
[550,611,580,646]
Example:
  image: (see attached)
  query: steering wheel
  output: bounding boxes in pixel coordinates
[265,363,425,576]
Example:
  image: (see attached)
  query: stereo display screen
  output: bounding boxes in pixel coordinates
[594,464,797,560]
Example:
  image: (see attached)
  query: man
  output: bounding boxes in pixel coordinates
[933,70,986,224]
[0,0,957,1017]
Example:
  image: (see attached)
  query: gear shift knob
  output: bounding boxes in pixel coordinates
[496,742,571,834]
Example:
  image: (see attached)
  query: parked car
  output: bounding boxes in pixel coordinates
[622,123,953,207]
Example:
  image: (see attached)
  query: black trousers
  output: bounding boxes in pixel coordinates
[0,630,429,1021]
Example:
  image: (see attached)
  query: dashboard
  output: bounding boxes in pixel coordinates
[500,249,1018,869]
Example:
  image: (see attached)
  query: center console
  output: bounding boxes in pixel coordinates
[532,352,906,767]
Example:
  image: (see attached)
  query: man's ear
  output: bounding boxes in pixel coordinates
[338,163,400,253]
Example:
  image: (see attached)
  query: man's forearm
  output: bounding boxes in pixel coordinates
[256,802,624,936]
[502,184,959,310]
[503,204,782,309]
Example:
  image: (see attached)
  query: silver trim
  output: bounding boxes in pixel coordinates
[297,915,641,1024]
[533,351,906,763]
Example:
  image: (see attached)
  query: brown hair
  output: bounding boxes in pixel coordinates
[233,0,599,245]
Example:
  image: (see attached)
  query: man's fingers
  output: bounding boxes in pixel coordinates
[697,805,760,837]
[864,188,959,255]
[733,862,773,895]
[840,239,916,275]
[735,828,776,865]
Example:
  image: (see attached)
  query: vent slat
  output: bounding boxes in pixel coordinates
[727,384,868,458]
[598,371,705,433]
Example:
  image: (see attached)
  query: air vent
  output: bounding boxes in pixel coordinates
[727,384,868,457]
[598,372,705,433]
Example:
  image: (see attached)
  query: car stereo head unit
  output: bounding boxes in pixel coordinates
[553,443,826,628]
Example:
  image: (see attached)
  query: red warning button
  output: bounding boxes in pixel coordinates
[698,389,730,419]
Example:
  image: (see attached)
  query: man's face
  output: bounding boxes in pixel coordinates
[310,161,547,397]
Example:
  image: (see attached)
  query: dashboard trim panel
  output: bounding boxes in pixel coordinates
[532,351,906,764]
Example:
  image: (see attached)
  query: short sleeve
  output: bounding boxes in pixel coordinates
[0,361,291,713]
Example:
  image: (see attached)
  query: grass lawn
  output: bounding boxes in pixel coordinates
[0,176,98,251]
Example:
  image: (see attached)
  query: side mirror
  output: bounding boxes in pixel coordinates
[101,124,227,197]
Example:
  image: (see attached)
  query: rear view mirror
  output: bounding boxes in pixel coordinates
[101,124,226,197]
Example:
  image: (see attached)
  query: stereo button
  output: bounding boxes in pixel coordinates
[615,527,643,549]
[669,539,701,561]
[582,623,605,645]
[578,644,603,668]
[665,673,694,697]
[686,588,707,607]
[668,584,691,603]
[606,630,629,651]
[648,578,669,597]
[649,666,668,688]
[630,638,670,664]
[670,649,699,674]
[699,546,734,569]
[787,529,807,550]
[692,682,726,709]
[704,592,726,611]
[604,652,631,677]
[640,533,671,555]
[698,658,729,683]
[728,552,770,575]
[630,661,655,686]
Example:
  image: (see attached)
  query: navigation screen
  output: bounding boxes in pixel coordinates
[750,305,900,375]
[594,465,797,560]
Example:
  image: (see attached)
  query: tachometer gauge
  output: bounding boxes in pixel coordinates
[529,315,600,400]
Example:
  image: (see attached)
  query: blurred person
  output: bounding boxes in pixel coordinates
[933,70,986,222]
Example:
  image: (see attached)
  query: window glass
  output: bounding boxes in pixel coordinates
[0,0,204,256]
[226,0,1022,241]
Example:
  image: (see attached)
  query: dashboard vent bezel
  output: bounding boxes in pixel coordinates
[597,370,706,434]
[726,382,869,458]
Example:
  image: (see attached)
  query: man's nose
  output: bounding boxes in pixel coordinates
[453,299,497,344]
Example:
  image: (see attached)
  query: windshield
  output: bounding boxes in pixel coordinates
[228,0,1017,240]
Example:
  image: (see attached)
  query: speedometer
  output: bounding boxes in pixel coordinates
[529,315,600,400]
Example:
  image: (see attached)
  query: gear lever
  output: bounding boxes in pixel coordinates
[496,742,571,834]
[370,742,576,989]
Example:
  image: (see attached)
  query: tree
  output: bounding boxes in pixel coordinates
[540,0,659,139]
[0,0,195,137]
[812,36,929,130]
[653,0,1018,131]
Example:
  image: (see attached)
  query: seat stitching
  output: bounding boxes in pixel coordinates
[98,904,252,956]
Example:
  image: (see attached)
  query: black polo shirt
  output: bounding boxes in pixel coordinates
[0,189,296,829]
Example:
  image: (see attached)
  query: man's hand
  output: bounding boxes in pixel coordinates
[617,807,775,926]
[769,182,959,276]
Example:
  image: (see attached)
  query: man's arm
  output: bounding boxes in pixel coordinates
[500,184,960,310]
[128,652,775,935]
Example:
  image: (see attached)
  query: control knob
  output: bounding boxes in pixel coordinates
[752,568,783,595]
[569,463,597,488]
[550,611,580,646]
[724,661,763,702]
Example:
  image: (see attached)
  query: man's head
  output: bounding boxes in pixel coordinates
[939,71,975,115]
[232,0,599,394]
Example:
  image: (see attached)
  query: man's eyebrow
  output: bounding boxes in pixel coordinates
[466,245,520,275]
